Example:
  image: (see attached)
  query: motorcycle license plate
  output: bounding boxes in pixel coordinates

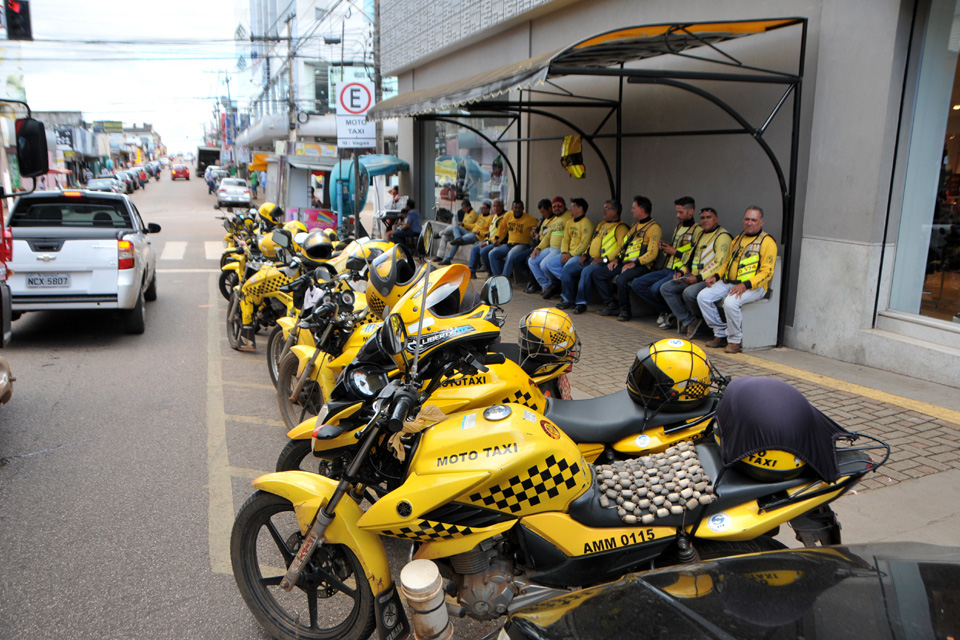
[26,273,71,288]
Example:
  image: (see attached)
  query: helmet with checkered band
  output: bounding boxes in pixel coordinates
[283,220,307,235]
[627,338,718,411]
[258,202,283,230]
[366,244,424,319]
[517,308,581,370]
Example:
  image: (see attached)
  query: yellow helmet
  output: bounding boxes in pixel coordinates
[366,244,424,318]
[517,308,581,374]
[301,230,334,263]
[283,220,307,235]
[322,228,339,243]
[626,338,715,411]
[258,202,283,230]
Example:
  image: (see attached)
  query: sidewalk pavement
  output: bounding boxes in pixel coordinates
[497,286,960,548]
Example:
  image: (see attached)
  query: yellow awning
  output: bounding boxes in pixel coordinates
[248,153,269,172]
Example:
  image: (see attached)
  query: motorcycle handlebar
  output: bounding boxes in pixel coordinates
[387,392,417,433]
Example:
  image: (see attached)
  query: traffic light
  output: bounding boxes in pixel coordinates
[6,1,33,41]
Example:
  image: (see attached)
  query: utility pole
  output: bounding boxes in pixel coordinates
[374,0,383,154]
[286,13,297,148]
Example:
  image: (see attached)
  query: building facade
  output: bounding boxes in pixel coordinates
[376,0,960,386]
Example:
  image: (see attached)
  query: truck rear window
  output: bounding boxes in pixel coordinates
[9,202,132,229]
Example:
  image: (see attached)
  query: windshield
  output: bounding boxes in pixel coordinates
[88,179,116,188]
[426,271,481,318]
[221,179,247,187]
[10,201,133,228]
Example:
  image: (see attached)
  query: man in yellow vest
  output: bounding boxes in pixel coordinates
[439,200,487,265]
[697,206,778,354]
[594,195,661,320]
[630,196,702,328]
[564,200,628,314]
[660,207,732,339]
[541,197,593,300]
[470,199,506,277]
[526,196,570,294]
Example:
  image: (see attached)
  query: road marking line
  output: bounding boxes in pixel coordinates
[223,380,276,390]
[736,352,960,426]
[206,241,223,261]
[225,413,286,428]
[207,274,235,575]
[229,465,268,479]
[160,241,187,260]
[158,268,220,273]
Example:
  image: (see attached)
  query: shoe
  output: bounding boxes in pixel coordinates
[724,342,742,354]
[439,259,452,266]
[617,312,631,322]
[683,318,702,340]
[705,337,727,348]
[541,283,559,300]
[656,312,669,326]
[240,325,257,351]
[597,305,619,317]
[470,271,477,279]
[658,314,677,330]
[431,256,444,262]
[432,233,441,240]
[523,283,541,294]
[573,304,587,314]
[556,300,574,310]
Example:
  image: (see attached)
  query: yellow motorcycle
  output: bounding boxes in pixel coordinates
[231,299,889,640]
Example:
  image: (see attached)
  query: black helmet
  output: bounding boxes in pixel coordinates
[302,230,334,262]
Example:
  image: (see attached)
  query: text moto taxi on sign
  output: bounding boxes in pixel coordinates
[336,81,376,148]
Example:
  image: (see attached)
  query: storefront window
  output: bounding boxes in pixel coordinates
[429,118,511,219]
[890,0,960,323]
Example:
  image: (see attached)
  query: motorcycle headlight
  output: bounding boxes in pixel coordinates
[344,364,389,399]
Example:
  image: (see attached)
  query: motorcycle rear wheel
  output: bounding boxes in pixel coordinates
[277,352,324,430]
[226,292,243,350]
[231,491,376,640]
[266,325,286,388]
[219,270,239,301]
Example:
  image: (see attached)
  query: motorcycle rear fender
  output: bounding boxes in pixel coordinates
[611,416,712,456]
[252,471,392,596]
[693,484,846,541]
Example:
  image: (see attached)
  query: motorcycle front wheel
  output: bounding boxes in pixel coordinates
[226,292,243,350]
[277,352,324,430]
[266,325,286,388]
[219,270,239,301]
[231,491,376,640]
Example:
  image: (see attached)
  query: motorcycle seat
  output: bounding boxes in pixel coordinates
[544,391,715,444]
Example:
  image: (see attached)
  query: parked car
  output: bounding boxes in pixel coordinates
[212,169,230,186]
[6,190,161,334]
[108,172,134,194]
[171,164,190,180]
[216,178,252,209]
[500,542,960,640]
[86,177,124,193]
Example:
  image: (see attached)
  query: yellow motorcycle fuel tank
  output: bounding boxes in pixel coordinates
[422,358,548,416]
[357,404,592,545]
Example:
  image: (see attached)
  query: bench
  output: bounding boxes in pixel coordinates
[740,256,781,350]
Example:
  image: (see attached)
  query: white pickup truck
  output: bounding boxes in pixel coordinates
[6,189,161,334]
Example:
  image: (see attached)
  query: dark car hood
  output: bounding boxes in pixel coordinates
[504,543,960,640]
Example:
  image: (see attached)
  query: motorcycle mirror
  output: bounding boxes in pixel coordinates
[312,266,330,282]
[271,229,292,249]
[345,256,367,272]
[480,276,512,306]
[380,313,408,357]
[15,117,49,178]
[417,221,435,258]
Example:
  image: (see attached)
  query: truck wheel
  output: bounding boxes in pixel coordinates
[124,289,146,334]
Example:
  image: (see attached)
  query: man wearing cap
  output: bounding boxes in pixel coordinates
[438,200,489,265]
[488,200,539,276]
[541,197,593,300]
[526,197,570,294]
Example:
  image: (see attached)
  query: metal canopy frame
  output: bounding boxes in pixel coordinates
[378,18,807,346]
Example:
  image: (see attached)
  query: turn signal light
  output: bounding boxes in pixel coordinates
[63,191,82,197]
[118,240,135,269]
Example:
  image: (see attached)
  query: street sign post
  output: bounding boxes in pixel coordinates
[335,81,376,238]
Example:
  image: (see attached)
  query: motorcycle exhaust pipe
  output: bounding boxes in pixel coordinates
[400,559,453,640]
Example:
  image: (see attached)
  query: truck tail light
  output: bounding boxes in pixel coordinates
[118,240,135,269]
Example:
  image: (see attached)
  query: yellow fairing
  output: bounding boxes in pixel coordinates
[277,316,296,339]
[522,512,674,557]
[611,415,713,455]
[423,358,548,415]
[692,483,847,541]
[222,262,241,275]
[328,239,395,273]
[252,471,392,595]
[258,235,280,259]
[577,442,605,464]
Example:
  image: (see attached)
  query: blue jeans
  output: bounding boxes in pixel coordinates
[470,243,496,272]
[502,245,533,279]
[558,256,588,304]
[575,261,607,305]
[443,227,477,261]
[487,243,512,276]
[630,269,674,314]
[616,264,650,313]
[589,262,621,306]
[528,247,559,288]
[542,252,565,284]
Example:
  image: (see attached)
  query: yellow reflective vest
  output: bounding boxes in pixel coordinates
[722,231,777,290]
[662,222,702,271]
[620,219,662,266]
[588,220,629,260]
[690,226,732,278]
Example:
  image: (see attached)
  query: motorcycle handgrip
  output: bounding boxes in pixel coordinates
[387,394,417,433]
[278,276,306,292]
[482,352,506,366]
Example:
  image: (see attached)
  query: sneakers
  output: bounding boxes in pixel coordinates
[470,271,477,279]
[705,337,727,348]
[597,304,619,317]
[724,342,742,354]
[556,300,574,310]
[683,318,702,340]
[573,304,587,314]
[541,283,559,300]
[439,259,452,266]
[617,312,631,322]
[656,312,676,329]
[523,283,542,294]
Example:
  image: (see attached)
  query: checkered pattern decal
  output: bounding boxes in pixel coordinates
[502,390,542,412]
[242,271,292,299]
[468,455,582,514]
[382,519,475,541]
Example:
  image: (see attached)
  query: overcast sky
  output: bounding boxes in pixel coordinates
[15,0,238,154]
